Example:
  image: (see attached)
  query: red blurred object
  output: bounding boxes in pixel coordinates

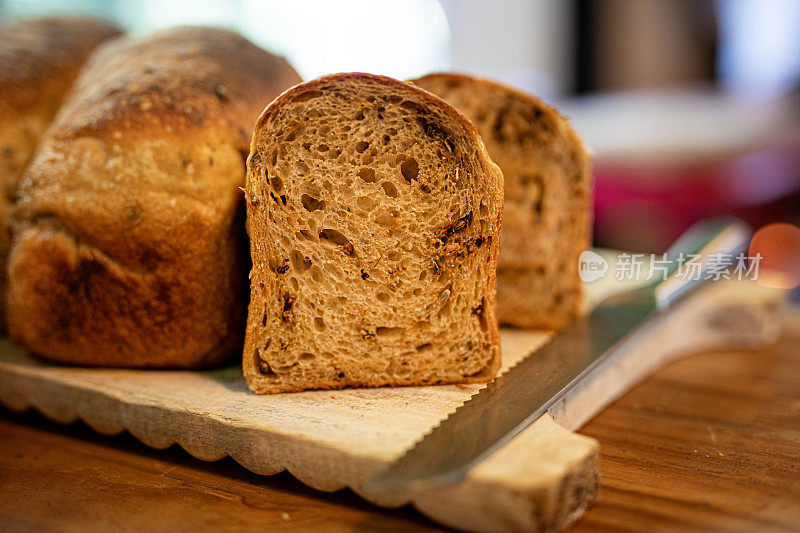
[749,223,800,290]
[593,140,800,252]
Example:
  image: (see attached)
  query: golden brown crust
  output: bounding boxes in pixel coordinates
[7,26,302,367]
[412,73,592,330]
[244,73,503,393]
[55,27,300,151]
[0,16,122,118]
[0,16,123,331]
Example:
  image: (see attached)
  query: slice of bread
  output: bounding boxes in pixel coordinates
[0,16,123,330]
[244,73,504,393]
[7,27,301,368]
[412,74,592,330]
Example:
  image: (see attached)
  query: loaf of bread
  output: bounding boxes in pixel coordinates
[243,73,504,393]
[0,16,122,330]
[412,74,592,329]
[7,27,301,367]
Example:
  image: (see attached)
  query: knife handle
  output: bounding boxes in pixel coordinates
[654,217,752,308]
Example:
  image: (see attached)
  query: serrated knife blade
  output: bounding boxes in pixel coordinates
[365,218,750,493]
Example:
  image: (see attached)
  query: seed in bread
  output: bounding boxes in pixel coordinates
[243,73,504,394]
[0,16,123,330]
[7,27,302,367]
[412,73,592,329]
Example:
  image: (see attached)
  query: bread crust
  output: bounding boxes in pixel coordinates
[244,73,503,393]
[412,73,592,330]
[0,17,122,118]
[0,16,123,330]
[7,26,301,367]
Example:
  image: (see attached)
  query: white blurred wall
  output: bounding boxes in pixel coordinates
[0,0,574,98]
[440,0,575,99]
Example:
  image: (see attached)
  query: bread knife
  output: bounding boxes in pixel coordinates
[365,217,751,493]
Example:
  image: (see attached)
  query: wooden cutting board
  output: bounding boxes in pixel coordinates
[0,265,784,532]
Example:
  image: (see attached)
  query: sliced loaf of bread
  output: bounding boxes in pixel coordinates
[412,74,592,330]
[244,73,504,393]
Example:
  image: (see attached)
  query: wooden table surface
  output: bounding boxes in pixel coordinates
[1,313,798,532]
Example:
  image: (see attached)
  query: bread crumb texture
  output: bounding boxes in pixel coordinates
[412,73,592,330]
[244,73,503,393]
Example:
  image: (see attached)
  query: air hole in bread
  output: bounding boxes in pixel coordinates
[270,176,283,192]
[281,292,294,321]
[313,317,325,331]
[381,182,398,198]
[357,195,376,211]
[473,298,488,331]
[290,250,312,272]
[301,194,325,211]
[376,326,403,337]
[400,100,421,112]
[257,358,277,376]
[357,167,376,183]
[355,141,369,153]
[319,229,355,256]
[400,157,419,181]
[284,125,299,142]
[293,90,323,103]
[297,229,316,240]
[416,343,432,352]
[300,352,316,359]
[376,292,390,302]
[318,144,329,152]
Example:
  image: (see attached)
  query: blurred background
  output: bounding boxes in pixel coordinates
[2,0,799,255]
